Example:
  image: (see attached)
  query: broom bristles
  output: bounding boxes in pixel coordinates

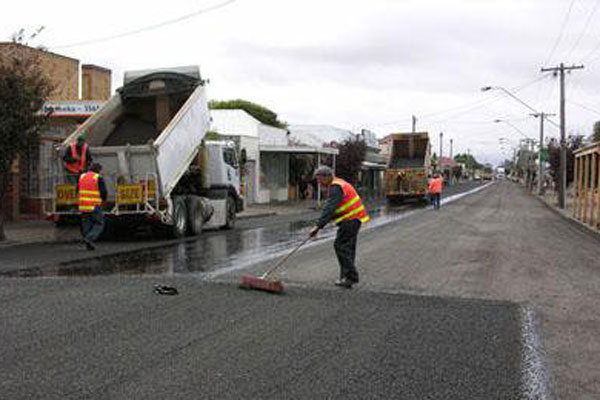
[239,274,285,294]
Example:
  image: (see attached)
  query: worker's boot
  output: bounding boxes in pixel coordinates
[334,278,353,289]
[84,239,96,251]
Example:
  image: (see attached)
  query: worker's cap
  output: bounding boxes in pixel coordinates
[313,165,333,178]
[77,131,87,142]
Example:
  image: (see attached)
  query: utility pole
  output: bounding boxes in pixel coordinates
[541,63,584,208]
[439,132,443,160]
[450,139,453,159]
[467,148,471,179]
[531,112,556,195]
[412,115,417,133]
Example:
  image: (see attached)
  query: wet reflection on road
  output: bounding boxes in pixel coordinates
[4,182,489,278]
[5,204,419,278]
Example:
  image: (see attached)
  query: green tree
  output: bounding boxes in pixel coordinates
[593,121,600,143]
[0,39,53,240]
[548,135,584,188]
[336,137,366,185]
[209,99,286,128]
[430,152,438,170]
[454,153,482,169]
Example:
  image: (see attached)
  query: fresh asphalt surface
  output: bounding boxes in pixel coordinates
[2,180,598,398]
[0,277,522,400]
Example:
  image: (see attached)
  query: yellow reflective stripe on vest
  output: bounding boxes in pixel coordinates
[335,195,360,214]
[334,204,366,223]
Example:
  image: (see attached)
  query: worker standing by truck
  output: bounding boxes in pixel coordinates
[78,163,107,250]
[64,132,92,184]
[428,173,443,210]
[309,166,370,289]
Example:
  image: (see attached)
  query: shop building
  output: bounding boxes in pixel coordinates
[0,43,110,220]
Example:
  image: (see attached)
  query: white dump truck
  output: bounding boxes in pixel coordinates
[48,66,243,237]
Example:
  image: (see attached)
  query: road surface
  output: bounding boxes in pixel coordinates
[0,181,597,399]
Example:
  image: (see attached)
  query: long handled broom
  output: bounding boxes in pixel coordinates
[239,235,312,294]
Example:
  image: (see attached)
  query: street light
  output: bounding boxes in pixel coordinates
[481,86,559,128]
[493,119,532,140]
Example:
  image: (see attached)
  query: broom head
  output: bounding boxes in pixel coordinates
[239,274,285,294]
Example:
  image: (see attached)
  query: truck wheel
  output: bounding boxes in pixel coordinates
[185,195,204,236]
[171,196,188,238]
[224,195,236,230]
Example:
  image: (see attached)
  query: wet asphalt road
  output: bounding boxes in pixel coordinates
[0,180,485,277]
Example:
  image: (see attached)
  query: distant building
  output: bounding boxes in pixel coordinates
[212,115,338,204]
[0,43,110,220]
[289,125,386,200]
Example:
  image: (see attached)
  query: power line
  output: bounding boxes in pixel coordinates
[568,99,600,116]
[50,0,238,50]
[544,0,578,65]
[423,75,549,122]
[564,0,600,61]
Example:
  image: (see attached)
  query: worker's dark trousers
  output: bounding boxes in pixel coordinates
[334,219,362,282]
[431,193,441,210]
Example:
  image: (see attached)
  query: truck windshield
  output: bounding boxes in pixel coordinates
[223,148,238,168]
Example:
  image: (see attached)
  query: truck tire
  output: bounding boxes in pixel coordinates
[185,195,204,236]
[223,195,236,230]
[171,196,188,238]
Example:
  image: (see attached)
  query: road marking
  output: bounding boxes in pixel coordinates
[520,306,555,400]
[203,183,494,280]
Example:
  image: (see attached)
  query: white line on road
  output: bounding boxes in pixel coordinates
[203,182,495,280]
[520,306,555,400]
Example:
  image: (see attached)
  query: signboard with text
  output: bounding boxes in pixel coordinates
[42,101,104,117]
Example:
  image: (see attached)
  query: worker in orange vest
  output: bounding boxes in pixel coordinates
[428,173,444,210]
[64,132,92,184]
[310,166,370,289]
[78,163,107,250]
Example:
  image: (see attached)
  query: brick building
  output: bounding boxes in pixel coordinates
[0,43,111,220]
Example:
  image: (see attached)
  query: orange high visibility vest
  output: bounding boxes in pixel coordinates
[331,177,370,224]
[428,177,443,194]
[78,172,102,213]
[66,142,88,174]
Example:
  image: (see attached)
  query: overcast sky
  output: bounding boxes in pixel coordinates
[4,0,600,165]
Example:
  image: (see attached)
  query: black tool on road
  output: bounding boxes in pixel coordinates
[153,285,178,295]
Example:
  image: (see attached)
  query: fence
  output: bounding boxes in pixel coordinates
[573,142,600,230]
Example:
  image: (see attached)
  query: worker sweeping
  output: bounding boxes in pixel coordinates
[309,166,370,289]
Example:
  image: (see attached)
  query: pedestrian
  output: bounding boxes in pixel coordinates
[428,173,443,210]
[309,166,370,289]
[78,163,107,250]
[64,132,92,184]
